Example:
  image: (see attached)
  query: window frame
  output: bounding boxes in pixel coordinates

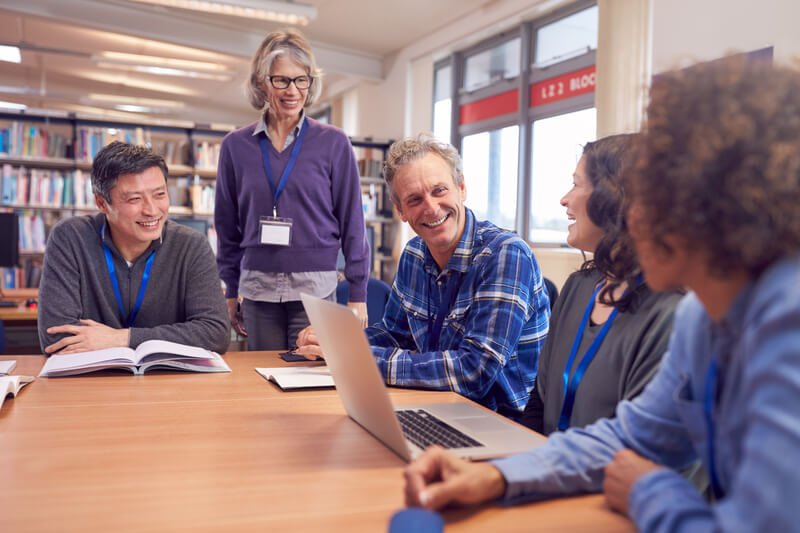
[437,0,597,243]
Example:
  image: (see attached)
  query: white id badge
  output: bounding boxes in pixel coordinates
[259,216,293,246]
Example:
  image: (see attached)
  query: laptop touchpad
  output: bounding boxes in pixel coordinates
[452,414,513,432]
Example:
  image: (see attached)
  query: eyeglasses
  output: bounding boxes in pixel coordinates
[268,75,313,90]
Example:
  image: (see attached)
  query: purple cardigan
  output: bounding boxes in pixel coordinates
[215,117,369,301]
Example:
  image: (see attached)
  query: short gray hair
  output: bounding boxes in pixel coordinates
[246,28,323,111]
[383,133,464,204]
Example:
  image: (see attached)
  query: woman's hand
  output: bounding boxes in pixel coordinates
[227,298,247,337]
[295,325,324,360]
[347,301,369,328]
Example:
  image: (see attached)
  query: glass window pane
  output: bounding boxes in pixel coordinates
[462,125,519,230]
[433,64,452,142]
[534,6,598,66]
[529,107,596,242]
[434,64,451,102]
[463,38,521,91]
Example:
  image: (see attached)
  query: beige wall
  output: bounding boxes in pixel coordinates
[531,247,586,290]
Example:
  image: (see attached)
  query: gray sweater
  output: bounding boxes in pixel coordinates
[521,269,682,434]
[38,213,230,354]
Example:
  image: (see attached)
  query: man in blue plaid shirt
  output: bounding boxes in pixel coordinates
[298,134,549,416]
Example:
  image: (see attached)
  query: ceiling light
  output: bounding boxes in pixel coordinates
[128,0,317,25]
[95,61,232,81]
[87,93,185,109]
[0,45,22,64]
[94,51,229,72]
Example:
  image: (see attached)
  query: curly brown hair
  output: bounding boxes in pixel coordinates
[627,58,800,277]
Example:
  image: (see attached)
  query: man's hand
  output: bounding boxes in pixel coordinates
[404,446,507,510]
[227,298,247,337]
[347,301,369,328]
[603,449,663,516]
[295,325,324,360]
[45,319,130,355]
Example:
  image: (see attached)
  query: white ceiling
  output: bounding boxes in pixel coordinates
[0,0,494,127]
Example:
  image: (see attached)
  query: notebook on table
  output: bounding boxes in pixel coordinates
[300,293,545,461]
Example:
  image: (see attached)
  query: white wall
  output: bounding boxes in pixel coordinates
[652,0,800,72]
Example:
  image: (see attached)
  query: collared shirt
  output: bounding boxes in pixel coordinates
[491,255,800,532]
[365,208,550,414]
[241,109,338,303]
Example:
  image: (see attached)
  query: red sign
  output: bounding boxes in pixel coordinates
[530,65,596,107]
[459,89,518,125]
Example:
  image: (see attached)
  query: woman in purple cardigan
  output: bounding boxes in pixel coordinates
[215,29,369,350]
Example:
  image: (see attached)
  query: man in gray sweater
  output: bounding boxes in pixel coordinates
[37,141,230,355]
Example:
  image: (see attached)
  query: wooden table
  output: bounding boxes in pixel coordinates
[0,351,634,532]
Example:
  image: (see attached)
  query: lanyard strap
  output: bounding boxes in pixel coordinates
[557,280,621,431]
[259,120,308,217]
[426,273,463,352]
[704,358,724,499]
[101,223,156,328]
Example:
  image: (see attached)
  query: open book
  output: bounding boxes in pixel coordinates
[255,366,334,390]
[38,339,231,377]
[0,360,17,375]
[1,375,34,411]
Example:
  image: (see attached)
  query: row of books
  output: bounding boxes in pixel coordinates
[18,211,50,253]
[0,122,71,159]
[1,165,95,208]
[195,141,221,170]
[75,126,148,162]
[1,258,43,289]
[358,158,383,179]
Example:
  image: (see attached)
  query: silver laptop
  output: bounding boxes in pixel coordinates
[300,293,545,461]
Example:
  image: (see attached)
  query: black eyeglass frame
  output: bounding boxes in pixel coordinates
[268,75,314,89]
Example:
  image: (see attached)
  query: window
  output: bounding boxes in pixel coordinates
[432,62,452,142]
[433,1,597,243]
[534,5,598,67]
[462,125,519,230]
[529,107,596,242]
[463,38,521,91]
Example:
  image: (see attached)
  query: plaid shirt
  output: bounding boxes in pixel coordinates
[366,208,550,414]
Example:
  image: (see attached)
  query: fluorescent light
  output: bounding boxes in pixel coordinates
[128,0,317,25]
[94,51,228,72]
[95,61,232,81]
[87,93,185,109]
[0,45,21,64]
[115,104,153,113]
[0,100,26,110]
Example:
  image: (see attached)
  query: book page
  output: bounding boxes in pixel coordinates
[255,366,334,390]
[138,353,231,374]
[0,360,17,375]
[38,347,137,376]
[0,375,34,410]
[134,339,218,365]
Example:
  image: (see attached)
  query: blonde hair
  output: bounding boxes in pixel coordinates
[246,28,323,110]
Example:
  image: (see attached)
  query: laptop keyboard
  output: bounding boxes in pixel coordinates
[396,409,484,450]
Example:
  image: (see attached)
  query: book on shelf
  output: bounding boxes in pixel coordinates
[1,375,34,411]
[255,366,335,390]
[38,339,231,377]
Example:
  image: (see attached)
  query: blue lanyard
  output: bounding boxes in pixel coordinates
[426,273,463,352]
[259,120,308,217]
[557,280,621,431]
[101,222,156,328]
[704,358,724,499]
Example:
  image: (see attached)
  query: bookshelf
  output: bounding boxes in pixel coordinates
[349,137,396,283]
[0,109,229,289]
[0,110,400,289]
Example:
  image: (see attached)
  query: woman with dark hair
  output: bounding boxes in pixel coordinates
[520,134,682,434]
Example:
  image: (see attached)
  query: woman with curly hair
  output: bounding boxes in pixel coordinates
[520,134,682,434]
[403,57,800,532]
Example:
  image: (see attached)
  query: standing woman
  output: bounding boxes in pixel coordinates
[521,134,682,434]
[215,29,369,350]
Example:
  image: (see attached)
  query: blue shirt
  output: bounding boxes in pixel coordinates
[492,255,800,532]
[366,208,550,414]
